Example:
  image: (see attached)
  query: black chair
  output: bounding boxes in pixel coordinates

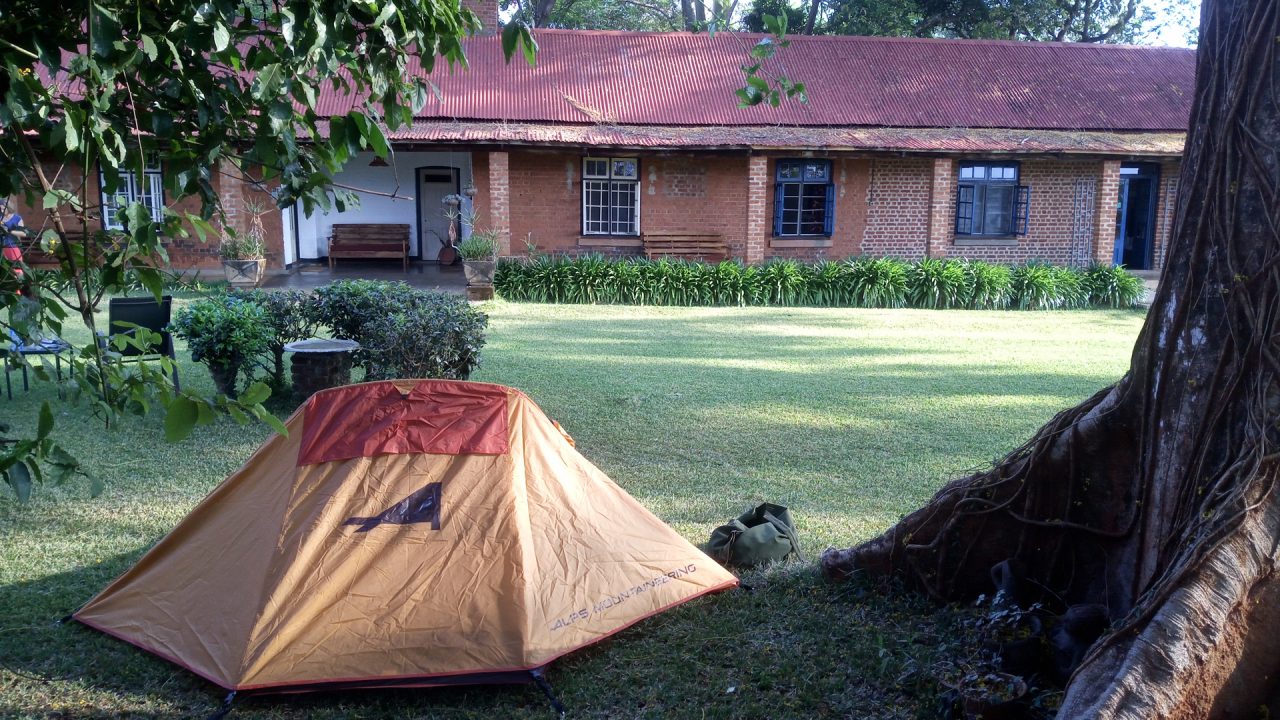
[101,296,180,391]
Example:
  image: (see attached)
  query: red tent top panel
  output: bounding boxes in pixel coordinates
[299,380,510,465]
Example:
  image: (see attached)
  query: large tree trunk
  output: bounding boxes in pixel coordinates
[822,0,1280,716]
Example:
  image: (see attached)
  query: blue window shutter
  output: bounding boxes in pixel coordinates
[955,184,975,234]
[1014,185,1031,236]
[823,183,835,236]
[773,182,784,236]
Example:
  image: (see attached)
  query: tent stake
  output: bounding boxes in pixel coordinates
[206,691,236,720]
[529,669,567,718]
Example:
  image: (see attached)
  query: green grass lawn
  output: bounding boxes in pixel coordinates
[0,300,1145,719]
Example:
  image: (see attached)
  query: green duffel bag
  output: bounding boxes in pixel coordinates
[707,503,803,568]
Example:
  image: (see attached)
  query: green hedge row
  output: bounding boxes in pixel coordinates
[494,256,1145,310]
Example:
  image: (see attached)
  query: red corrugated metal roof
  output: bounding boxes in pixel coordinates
[316,31,1195,132]
[377,120,1185,155]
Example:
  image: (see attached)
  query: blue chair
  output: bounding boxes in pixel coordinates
[5,300,71,399]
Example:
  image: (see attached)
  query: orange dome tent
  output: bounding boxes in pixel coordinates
[75,380,737,706]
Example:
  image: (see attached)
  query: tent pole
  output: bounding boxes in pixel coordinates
[206,690,236,720]
[529,669,567,718]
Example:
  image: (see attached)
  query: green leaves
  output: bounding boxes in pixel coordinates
[165,395,200,442]
[37,403,54,441]
[502,22,538,67]
[7,462,33,503]
[2,403,93,502]
[738,13,805,109]
[251,64,284,102]
[164,383,286,444]
[495,256,1142,311]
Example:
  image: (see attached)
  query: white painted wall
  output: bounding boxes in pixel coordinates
[293,151,474,261]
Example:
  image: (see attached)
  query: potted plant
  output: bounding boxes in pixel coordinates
[169,294,273,397]
[220,201,268,287]
[458,229,499,287]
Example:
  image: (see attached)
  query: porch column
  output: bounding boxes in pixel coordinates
[489,151,511,255]
[1094,160,1122,265]
[926,157,955,258]
[745,155,768,264]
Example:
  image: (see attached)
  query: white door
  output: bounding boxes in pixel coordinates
[417,167,458,261]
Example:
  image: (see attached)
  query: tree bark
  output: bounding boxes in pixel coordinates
[533,0,558,27]
[822,0,1280,715]
[803,0,821,34]
[680,0,696,30]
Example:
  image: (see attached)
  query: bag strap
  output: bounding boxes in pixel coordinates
[761,510,803,560]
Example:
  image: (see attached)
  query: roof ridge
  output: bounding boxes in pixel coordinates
[519,28,1195,52]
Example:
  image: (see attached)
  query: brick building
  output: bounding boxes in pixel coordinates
[16,25,1194,274]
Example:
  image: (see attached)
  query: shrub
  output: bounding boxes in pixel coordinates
[1083,264,1145,308]
[169,294,273,397]
[495,255,1134,311]
[1010,262,1060,310]
[457,230,498,261]
[909,258,970,309]
[846,257,909,308]
[229,288,320,392]
[310,279,417,365]
[965,261,1012,309]
[309,280,488,381]
[1049,264,1088,309]
[362,291,489,380]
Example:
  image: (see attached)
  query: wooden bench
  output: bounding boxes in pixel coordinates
[641,232,729,262]
[328,223,410,271]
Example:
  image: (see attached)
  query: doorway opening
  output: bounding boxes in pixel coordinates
[416,167,461,263]
[1114,163,1160,270]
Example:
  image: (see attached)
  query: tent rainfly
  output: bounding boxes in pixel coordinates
[75,380,737,702]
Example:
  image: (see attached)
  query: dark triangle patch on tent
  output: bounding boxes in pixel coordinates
[75,379,737,695]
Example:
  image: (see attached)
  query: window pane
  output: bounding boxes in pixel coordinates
[610,181,638,235]
[777,162,801,181]
[983,185,1014,235]
[611,159,637,179]
[584,180,608,233]
[966,166,987,179]
[803,162,829,182]
[144,172,164,222]
[584,159,609,178]
[801,184,826,204]
[782,183,800,211]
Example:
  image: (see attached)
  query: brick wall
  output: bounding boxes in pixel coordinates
[1094,160,1122,264]
[1153,159,1181,270]
[862,158,931,258]
[646,155,750,258]
[489,151,511,255]
[506,151,752,258]
[926,158,955,258]
[745,156,768,263]
[508,151,586,255]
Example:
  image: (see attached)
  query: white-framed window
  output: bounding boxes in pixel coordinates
[100,157,165,230]
[582,157,639,236]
